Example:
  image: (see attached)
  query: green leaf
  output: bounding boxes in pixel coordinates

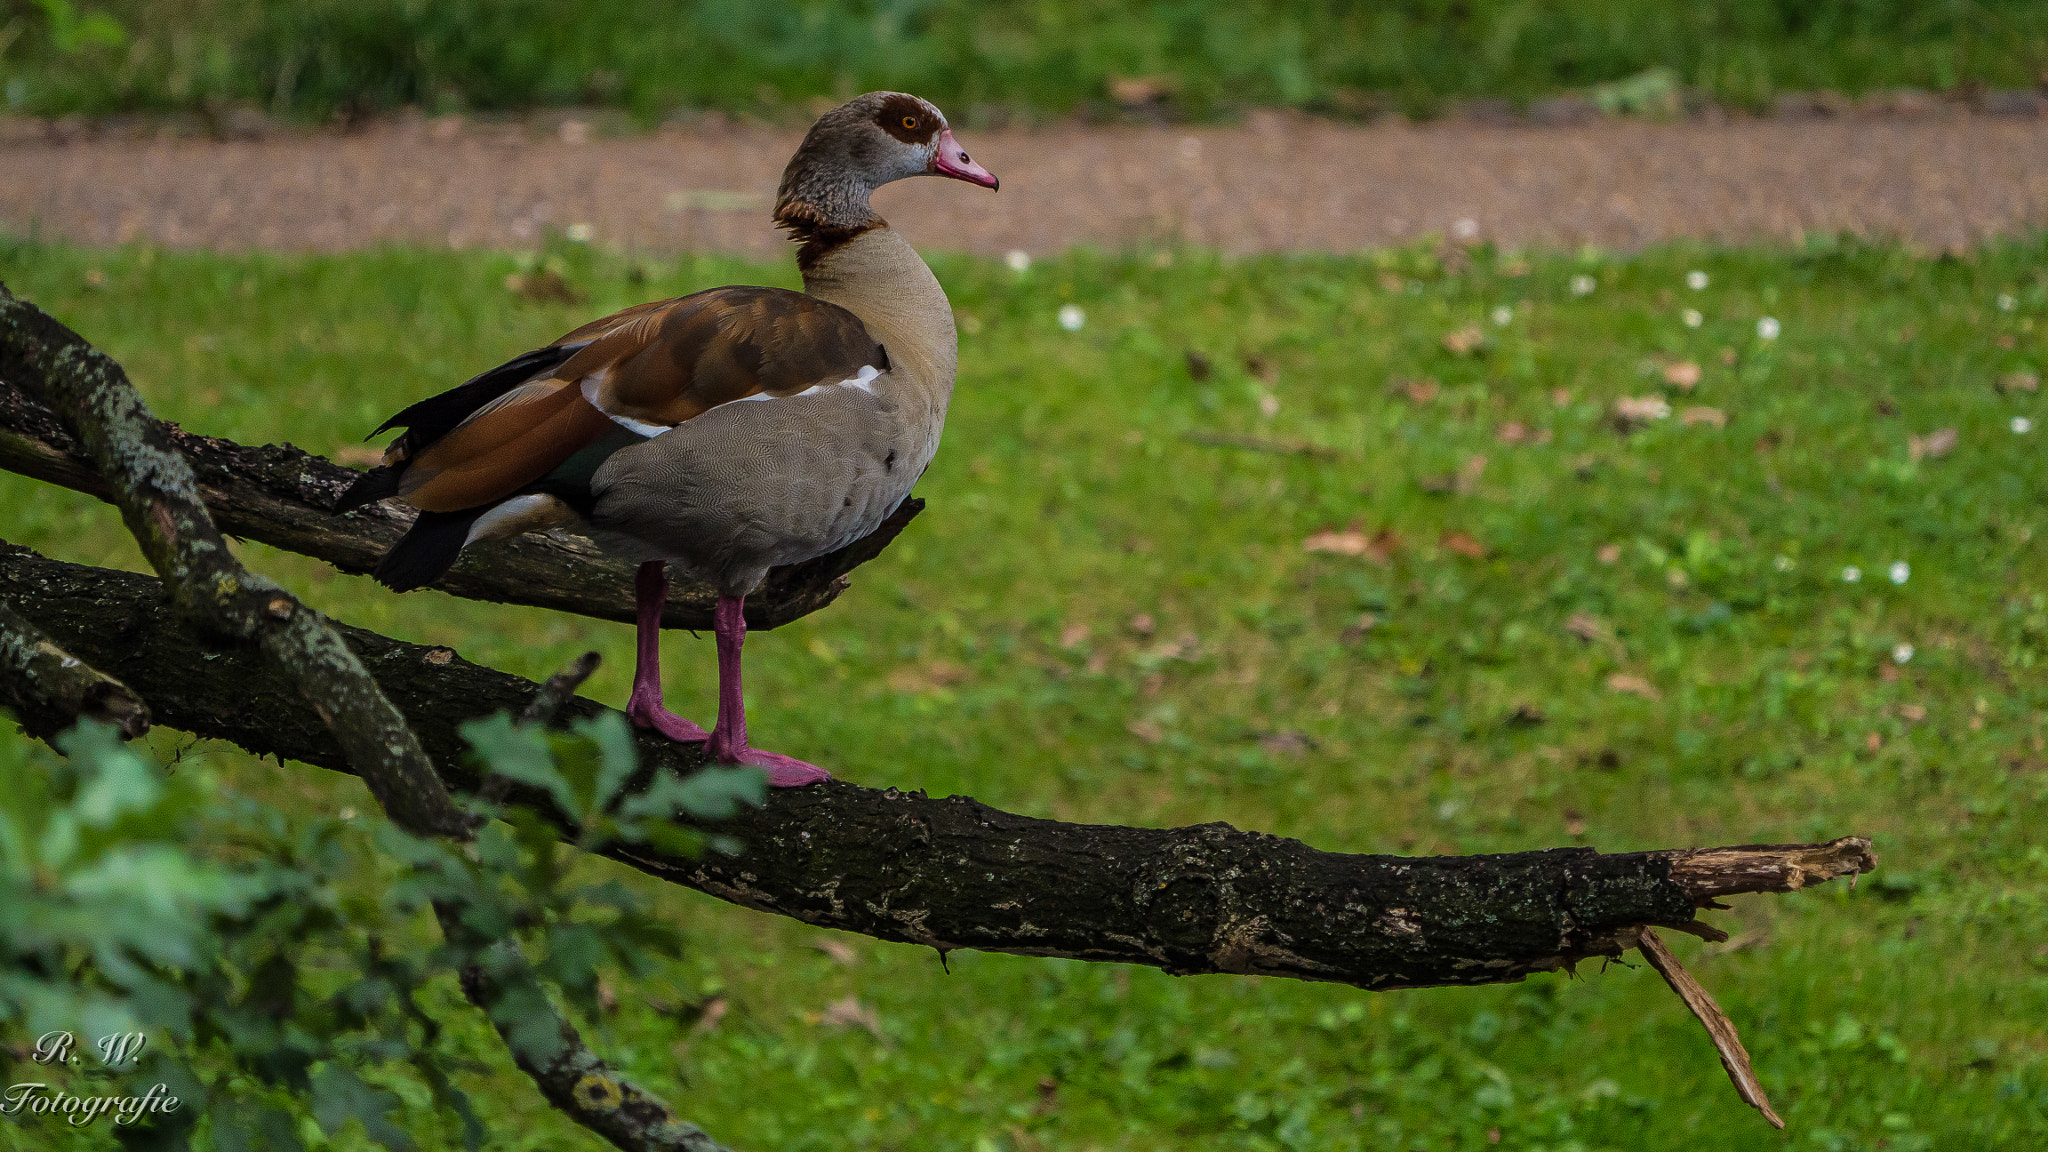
[490,981,568,1067]
[211,1105,306,1152]
[310,1063,416,1152]
[461,712,580,821]
[57,719,163,828]
[574,712,640,811]
[619,765,766,824]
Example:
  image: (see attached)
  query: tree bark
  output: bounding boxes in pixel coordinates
[0,541,1876,993]
[0,379,919,633]
[2,284,736,1152]
[0,598,149,739]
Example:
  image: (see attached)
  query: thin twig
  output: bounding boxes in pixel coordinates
[1632,926,1786,1129]
[522,651,603,728]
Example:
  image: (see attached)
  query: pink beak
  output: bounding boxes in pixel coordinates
[930,128,999,190]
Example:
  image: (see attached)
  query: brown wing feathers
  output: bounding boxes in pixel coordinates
[341,286,885,524]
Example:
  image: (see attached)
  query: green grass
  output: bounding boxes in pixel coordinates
[6,0,2048,124]
[2,228,2047,1150]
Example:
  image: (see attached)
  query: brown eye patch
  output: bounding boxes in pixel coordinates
[876,94,937,143]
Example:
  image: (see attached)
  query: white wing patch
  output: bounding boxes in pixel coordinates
[465,493,566,546]
[730,363,881,403]
[580,371,668,438]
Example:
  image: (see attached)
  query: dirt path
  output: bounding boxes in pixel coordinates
[5,112,2047,257]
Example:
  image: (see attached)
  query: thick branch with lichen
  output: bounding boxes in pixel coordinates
[0,280,465,840]
[0,598,149,739]
[0,542,1878,995]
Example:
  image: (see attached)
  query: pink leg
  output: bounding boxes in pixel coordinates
[705,594,830,787]
[624,561,710,743]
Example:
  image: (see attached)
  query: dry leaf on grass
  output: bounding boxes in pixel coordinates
[1612,395,1672,429]
[1680,406,1728,428]
[1258,731,1312,756]
[1997,370,2039,394]
[1303,529,1369,555]
[888,660,970,694]
[1396,378,1440,404]
[1058,623,1089,649]
[810,938,859,965]
[1440,531,1487,559]
[1605,672,1662,700]
[503,268,585,305]
[1304,527,1402,564]
[1127,719,1165,744]
[1909,427,1958,461]
[1897,703,1927,723]
[1127,613,1156,635]
[1496,421,1530,444]
[818,996,885,1038]
[1441,325,1485,355]
[1596,543,1622,565]
[1340,612,1379,642]
[1662,360,1703,389]
[1108,75,1178,106]
[1567,611,1627,656]
[1456,453,1488,493]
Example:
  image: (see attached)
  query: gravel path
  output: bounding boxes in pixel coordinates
[5,111,2047,257]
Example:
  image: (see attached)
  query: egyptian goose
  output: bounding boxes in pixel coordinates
[336,92,997,786]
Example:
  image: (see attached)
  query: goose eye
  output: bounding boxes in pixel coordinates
[902,115,918,129]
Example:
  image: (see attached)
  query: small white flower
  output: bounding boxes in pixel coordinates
[1997,293,2017,312]
[1005,249,1032,273]
[1888,561,1910,584]
[1842,565,1862,583]
[2014,416,2034,434]
[1451,217,1480,242]
[1057,304,1086,331]
[565,222,594,242]
[1892,643,1915,665]
[1569,274,1597,297]
[1686,270,1710,291]
[1491,305,1513,327]
[1682,308,1703,328]
[1773,554,1795,572]
[338,806,357,821]
[1756,316,1781,340]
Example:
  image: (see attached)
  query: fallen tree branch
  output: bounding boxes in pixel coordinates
[0,541,1878,995]
[0,363,920,634]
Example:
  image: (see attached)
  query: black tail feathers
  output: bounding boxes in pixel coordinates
[334,465,405,514]
[374,508,486,592]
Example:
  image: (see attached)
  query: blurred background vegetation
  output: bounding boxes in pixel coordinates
[3,0,2048,125]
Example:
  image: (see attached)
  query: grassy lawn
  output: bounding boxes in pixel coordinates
[1,228,2045,1150]
[7,0,2048,123]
